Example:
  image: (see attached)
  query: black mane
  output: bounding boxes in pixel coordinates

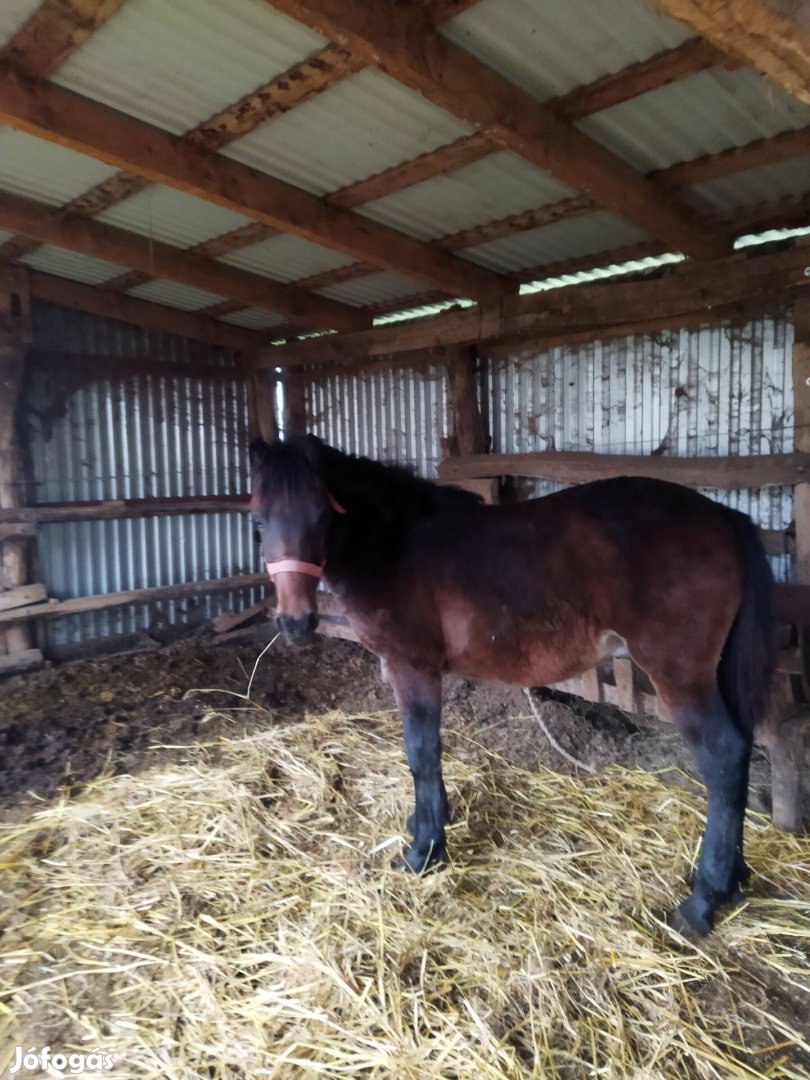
[251,436,482,582]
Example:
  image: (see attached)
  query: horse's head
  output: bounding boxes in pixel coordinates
[250,434,342,645]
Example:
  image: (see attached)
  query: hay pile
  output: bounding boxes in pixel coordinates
[1,707,808,1078]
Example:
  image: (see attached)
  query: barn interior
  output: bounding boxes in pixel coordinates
[1,1,810,1076]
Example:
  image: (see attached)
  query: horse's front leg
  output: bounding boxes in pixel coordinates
[386,661,448,873]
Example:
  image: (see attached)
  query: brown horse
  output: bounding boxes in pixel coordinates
[249,434,774,937]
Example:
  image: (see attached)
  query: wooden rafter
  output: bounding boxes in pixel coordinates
[0,0,127,79]
[650,0,810,105]
[0,70,509,303]
[655,125,810,187]
[186,44,365,152]
[20,269,260,351]
[264,0,726,258]
[552,37,733,122]
[257,243,810,365]
[0,189,370,332]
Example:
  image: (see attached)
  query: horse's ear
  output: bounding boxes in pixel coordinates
[249,436,270,468]
[298,433,324,467]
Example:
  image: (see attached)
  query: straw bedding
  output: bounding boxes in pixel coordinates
[1,706,808,1078]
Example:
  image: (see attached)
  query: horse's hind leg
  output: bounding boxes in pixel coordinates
[386,661,449,873]
[665,687,753,936]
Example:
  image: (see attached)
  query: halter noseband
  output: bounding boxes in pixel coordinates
[266,558,324,580]
[264,493,346,582]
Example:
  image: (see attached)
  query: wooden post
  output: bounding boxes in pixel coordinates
[0,265,36,662]
[283,370,308,438]
[446,346,487,457]
[248,367,279,442]
[762,293,810,830]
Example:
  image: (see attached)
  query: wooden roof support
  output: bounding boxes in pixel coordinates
[0,0,128,79]
[21,269,261,352]
[256,243,810,365]
[0,190,370,332]
[650,0,810,105]
[0,69,509,303]
[264,0,726,258]
[656,125,810,188]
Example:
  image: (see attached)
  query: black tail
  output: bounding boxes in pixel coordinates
[717,509,775,735]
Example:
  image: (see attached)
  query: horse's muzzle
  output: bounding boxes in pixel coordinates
[276,611,319,644]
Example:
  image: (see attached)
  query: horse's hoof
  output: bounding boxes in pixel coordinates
[669,897,712,939]
[395,843,447,875]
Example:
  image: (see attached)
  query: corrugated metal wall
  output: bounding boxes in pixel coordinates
[305,363,450,476]
[483,309,796,580]
[25,303,261,648]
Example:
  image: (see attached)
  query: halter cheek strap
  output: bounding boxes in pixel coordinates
[266,559,324,580]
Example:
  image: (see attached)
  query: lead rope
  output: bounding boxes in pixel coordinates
[523,687,595,774]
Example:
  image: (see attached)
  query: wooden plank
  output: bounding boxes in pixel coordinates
[437,450,810,490]
[446,346,486,456]
[613,657,636,712]
[0,647,43,675]
[0,572,271,625]
[440,196,596,252]
[250,368,280,442]
[0,69,509,305]
[0,0,128,79]
[794,292,810,589]
[657,125,810,188]
[553,38,731,122]
[328,133,496,210]
[650,0,810,105]
[437,477,499,504]
[261,244,810,366]
[265,0,726,258]
[0,584,46,612]
[27,270,260,352]
[0,495,251,525]
[211,598,273,635]
[0,190,367,333]
[0,521,36,540]
[188,44,365,152]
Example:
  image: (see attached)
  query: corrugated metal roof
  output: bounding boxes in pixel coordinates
[219,307,286,330]
[96,185,253,249]
[441,0,690,104]
[358,151,576,241]
[222,67,473,196]
[683,156,810,216]
[578,67,810,173]
[52,0,327,136]
[0,0,42,47]
[462,211,652,273]
[21,244,127,285]
[316,271,429,308]
[219,234,356,282]
[0,128,119,206]
[126,279,227,311]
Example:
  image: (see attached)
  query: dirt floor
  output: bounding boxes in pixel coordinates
[0,624,780,822]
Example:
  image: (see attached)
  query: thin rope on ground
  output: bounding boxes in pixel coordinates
[523,686,596,774]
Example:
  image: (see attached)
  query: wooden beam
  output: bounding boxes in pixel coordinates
[27,270,260,352]
[0,583,46,612]
[0,189,368,333]
[650,0,810,105]
[0,69,509,304]
[327,133,496,210]
[250,369,280,441]
[0,495,251,525]
[446,346,486,456]
[264,0,726,259]
[0,647,43,674]
[29,349,248,381]
[794,292,810,585]
[437,449,810,490]
[259,244,810,365]
[657,125,810,188]
[190,223,277,261]
[552,38,732,123]
[440,196,595,252]
[0,572,271,625]
[284,374,308,436]
[187,44,365,152]
[0,0,128,80]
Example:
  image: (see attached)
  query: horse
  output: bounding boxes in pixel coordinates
[249,434,774,937]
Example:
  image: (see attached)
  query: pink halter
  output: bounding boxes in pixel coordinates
[266,558,324,580]
[264,492,346,581]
